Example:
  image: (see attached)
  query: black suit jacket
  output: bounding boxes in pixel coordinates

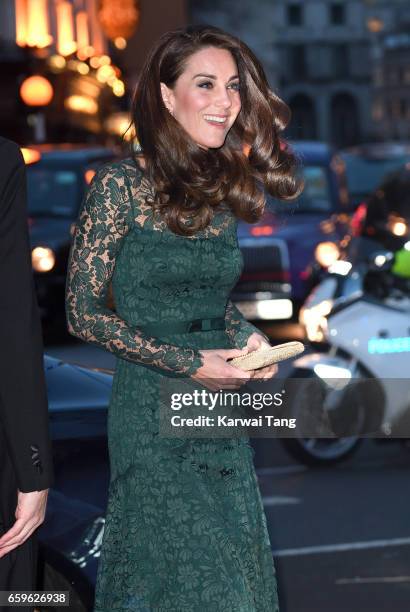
[0,137,54,493]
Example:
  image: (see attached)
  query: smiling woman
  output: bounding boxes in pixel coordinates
[66,24,302,612]
[131,25,303,237]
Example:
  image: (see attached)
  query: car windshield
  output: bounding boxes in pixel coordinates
[27,167,79,217]
[341,154,410,200]
[267,165,331,213]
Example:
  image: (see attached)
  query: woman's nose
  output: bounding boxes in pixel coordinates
[213,86,233,109]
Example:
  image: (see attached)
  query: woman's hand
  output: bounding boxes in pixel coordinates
[191,347,252,391]
[245,332,278,382]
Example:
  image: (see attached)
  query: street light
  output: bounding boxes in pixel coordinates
[19,75,54,142]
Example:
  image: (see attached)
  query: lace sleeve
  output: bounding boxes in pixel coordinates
[225,299,271,349]
[65,161,203,378]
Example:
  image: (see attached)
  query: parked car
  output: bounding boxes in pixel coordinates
[23,145,119,323]
[339,141,410,209]
[37,355,112,611]
[232,141,352,321]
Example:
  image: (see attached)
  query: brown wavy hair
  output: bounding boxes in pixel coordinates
[130,24,303,236]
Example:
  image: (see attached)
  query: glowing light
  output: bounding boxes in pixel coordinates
[250,226,274,236]
[327,260,352,276]
[85,169,96,184]
[25,0,53,48]
[56,1,77,56]
[99,55,111,65]
[367,17,384,33]
[65,95,98,115]
[20,76,54,107]
[374,254,387,267]
[314,242,340,268]
[235,299,293,321]
[81,45,95,58]
[66,59,90,75]
[15,0,28,47]
[113,80,125,97]
[20,148,41,164]
[391,220,407,237]
[76,11,90,50]
[105,112,134,139]
[114,37,127,50]
[90,56,101,68]
[96,64,115,82]
[48,54,66,72]
[97,0,140,41]
[77,62,90,75]
[32,247,55,273]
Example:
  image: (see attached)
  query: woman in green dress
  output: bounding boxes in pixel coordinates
[66,25,301,612]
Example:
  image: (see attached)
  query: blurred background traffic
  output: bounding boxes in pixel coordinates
[1,1,410,611]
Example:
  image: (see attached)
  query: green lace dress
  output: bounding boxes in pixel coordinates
[65,157,279,612]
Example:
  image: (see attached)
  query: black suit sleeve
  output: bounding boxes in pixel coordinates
[0,138,54,493]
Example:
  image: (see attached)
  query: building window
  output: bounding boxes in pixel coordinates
[287,3,303,26]
[333,44,349,78]
[330,3,345,25]
[289,44,307,79]
[399,99,408,119]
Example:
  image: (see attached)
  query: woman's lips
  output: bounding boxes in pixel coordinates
[204,117,227,129]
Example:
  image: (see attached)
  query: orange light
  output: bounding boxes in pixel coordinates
[250,225,274,236]
[21,147,41,164]
[26,0,53,48]
[56,1,77,56]
[114,37,127,50]
[97,0,140,41]
[76,11,90,51]
[65,95,98,115]
[85,169,96,184]
[20,75,54,106]
[15,0,28,47]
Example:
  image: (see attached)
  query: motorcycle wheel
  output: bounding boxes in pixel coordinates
[281,371,365,466]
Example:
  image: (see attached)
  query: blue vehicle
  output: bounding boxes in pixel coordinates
[23,145,118,322]
[232,141,352,321]
[37,355,112,610]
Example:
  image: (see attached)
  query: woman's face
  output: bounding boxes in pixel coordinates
[160,46,241,150]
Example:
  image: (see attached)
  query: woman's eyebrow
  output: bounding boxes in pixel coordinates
[192,73,239,81]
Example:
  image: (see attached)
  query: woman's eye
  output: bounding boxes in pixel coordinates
[197,81,240,91]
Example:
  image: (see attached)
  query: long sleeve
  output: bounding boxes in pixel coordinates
[65,162,203,378]
[0,138,54,492]
[225,299,271,349]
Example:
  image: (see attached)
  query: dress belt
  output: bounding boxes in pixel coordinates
[140,316,226,335]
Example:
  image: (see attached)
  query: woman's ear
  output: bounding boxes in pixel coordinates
[160,82,174,115]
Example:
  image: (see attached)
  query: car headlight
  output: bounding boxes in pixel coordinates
[315,241,340,268]
[32,246,56,272]
[299,299,333,342]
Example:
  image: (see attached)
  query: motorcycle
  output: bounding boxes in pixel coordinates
[281,239,410,466]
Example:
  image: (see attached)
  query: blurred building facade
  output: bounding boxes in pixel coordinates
[372,27,410,142]
[190,0,410,147]
[0,0,188,144]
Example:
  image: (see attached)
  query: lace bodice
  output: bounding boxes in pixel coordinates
[65,157,268,377]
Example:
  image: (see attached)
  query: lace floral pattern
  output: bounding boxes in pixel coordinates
[65,158,279,611]
[65,161,204,378]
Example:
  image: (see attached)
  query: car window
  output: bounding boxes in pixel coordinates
[27,168,79,217]
[267,165,332,213]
